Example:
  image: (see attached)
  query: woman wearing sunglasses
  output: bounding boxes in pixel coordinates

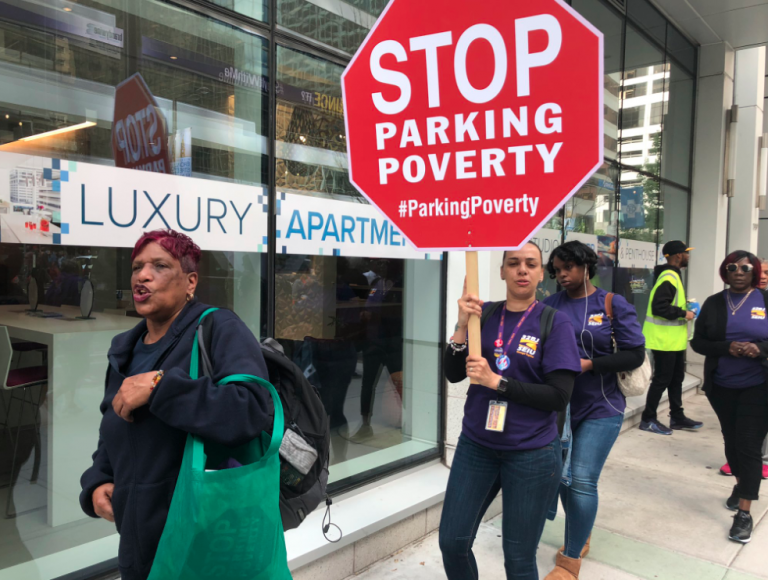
[719,258,768,480]
[691,251,768,544]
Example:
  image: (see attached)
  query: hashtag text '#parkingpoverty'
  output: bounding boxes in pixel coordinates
[399,195,540,220]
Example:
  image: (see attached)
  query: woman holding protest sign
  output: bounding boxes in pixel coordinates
[440,242,581,580]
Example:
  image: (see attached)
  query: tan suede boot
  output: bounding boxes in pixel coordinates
[544,551,581,580]
[558,535,591,559]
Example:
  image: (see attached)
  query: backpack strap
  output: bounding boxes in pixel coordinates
[482,302,556,342]
[480,301,504,329]
[539,304,556,343]
[605,292,614,321]
[193,308,219,380]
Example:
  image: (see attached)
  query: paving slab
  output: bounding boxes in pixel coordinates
[538,516,742,580]
[594,451,755,565]
[351,523,644,580]
[595,395,767,567]
[348,394,768,580]
[730,509,768,579]
[725,571,766,580]
[611,396,735,491]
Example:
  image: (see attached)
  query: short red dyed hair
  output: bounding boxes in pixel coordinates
[131,229,201,273]
[719,250,762,287]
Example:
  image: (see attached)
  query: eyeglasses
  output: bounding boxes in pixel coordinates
[726,264,754,273]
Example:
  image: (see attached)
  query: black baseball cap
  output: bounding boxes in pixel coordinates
[662,241,694,257]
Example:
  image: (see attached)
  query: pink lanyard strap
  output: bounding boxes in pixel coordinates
[496,301,538,358]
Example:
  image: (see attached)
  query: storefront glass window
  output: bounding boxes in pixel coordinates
[666,25,697,76]
[564,162,619,291]
[661,61,695,187]
[612,12,694,321]
[274,45,441,488]
[0,1,270,576]
[616,167,661,323]
[620,25,666,173]
[627,0,667,50]
[572,0,623,162]
[275,47,355,199]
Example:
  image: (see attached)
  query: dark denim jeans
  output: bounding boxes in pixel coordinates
[559,414,623,558]
[439,433,562,580]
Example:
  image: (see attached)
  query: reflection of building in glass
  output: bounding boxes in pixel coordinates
[276,48,356,199]
[36,185,61,214]
[10,167,41,208]
[566,168,617,236]
[619,64,670,181]
[277,0,387,54]
[605,73,621,159]
[9,166,60,212]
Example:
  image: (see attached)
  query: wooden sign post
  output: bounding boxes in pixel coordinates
[466,252,482,363]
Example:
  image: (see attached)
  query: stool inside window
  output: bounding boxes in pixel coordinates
[0,326,48,519]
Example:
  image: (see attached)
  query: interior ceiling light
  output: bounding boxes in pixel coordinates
[19,121,96,142]
[170,56,178,60]
[63,7,72,11]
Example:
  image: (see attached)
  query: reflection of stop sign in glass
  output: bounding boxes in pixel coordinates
[342,0,603,251]
[111,73,170,174]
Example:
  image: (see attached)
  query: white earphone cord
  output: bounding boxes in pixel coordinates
[579,266,624,415]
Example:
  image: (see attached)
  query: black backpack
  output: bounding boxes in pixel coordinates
[196,312,331,532]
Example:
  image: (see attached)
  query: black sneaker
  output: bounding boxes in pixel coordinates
[639,419,673,435]
[725,485,740,511]
[670,415,703,430]
[729,511,753,543]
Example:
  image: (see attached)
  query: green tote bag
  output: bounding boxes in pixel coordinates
[148,309,292,580]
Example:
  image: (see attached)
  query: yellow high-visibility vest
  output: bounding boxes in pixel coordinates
[643,269,687,351]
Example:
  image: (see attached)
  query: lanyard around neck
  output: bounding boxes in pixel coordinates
[496,301,538,359]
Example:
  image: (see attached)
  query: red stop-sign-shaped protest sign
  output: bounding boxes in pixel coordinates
[342,0,603,251]
[112,73,170,174]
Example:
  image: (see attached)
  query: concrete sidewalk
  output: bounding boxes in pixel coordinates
[348,394,767,580]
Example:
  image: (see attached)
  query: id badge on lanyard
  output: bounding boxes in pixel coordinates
[486,302,536,433]
[485,401,508,432]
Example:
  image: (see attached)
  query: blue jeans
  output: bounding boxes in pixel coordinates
[439,433,562,580]
[559,414,623,559]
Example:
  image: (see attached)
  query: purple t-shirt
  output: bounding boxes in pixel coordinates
[714,290,768,389]
[462,301,582,451]
[544,288,645,425]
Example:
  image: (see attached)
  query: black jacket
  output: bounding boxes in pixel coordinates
[79,301,273,580]
[651,265,687,320]
[690,290,768,393]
